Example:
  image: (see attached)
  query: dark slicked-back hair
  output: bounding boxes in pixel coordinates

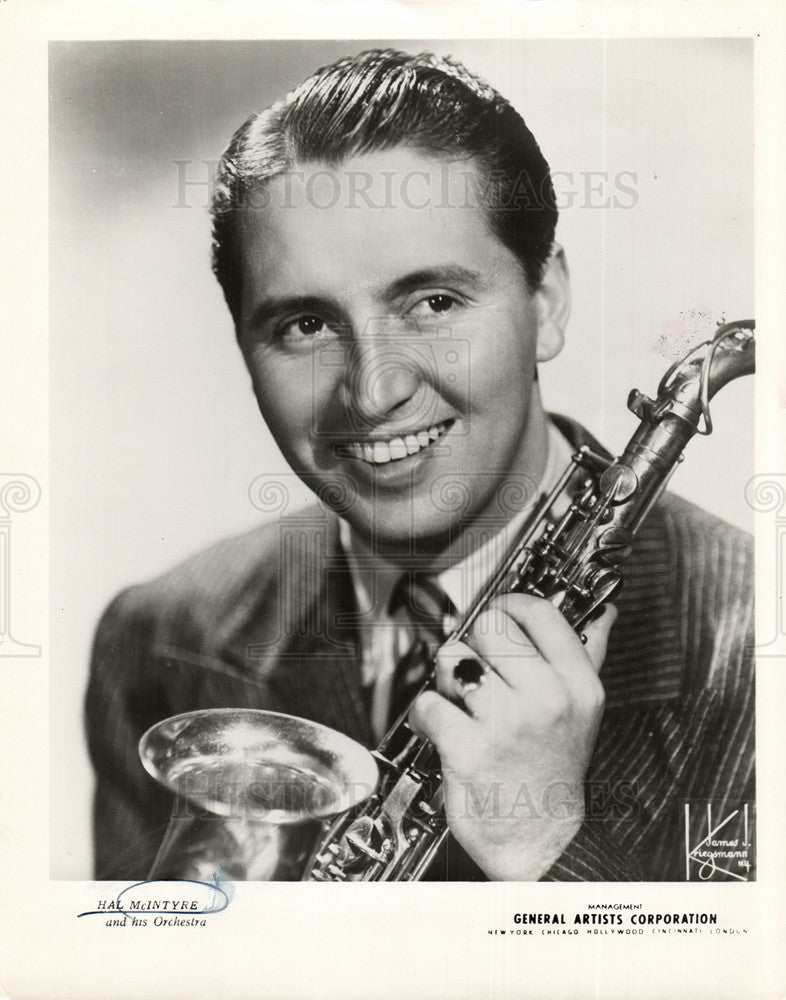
[211,48,558,322]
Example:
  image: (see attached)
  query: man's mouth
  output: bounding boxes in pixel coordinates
[336,420,452,465]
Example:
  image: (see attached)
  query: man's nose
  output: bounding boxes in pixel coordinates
[342,323,422,423]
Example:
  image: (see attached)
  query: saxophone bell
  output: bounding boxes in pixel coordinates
[139,708,378,881]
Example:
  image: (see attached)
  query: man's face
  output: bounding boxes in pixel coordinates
[235,148,566,556]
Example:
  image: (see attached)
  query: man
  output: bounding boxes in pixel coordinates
[86,48,754,881]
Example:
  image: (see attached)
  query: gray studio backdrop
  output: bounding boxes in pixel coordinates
[49,38,753,878]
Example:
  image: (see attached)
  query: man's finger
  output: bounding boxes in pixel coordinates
[434,637,506,692]
[490,593,617,673]
[458,610,554,691]
[408,690,477,768]
[580,604,618,673]
[433,639,519,724]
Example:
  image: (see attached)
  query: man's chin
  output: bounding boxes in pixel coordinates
[338,503,470,562]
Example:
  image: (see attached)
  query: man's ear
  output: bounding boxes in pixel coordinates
[534,245,571,363]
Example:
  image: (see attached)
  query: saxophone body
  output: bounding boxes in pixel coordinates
[140,320,755,883]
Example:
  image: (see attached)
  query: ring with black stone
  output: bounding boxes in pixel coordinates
[453,655,489,694]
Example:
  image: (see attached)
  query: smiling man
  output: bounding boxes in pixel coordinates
[233,149,564,553]
[86,49,754,882]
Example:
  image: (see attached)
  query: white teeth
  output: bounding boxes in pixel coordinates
[389,437,408,460]
[340,421,450,465]
[373,441,392,464]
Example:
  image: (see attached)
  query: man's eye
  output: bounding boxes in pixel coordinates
[279,315,338,342]
[409,294,459,319]
[424,294,456,314]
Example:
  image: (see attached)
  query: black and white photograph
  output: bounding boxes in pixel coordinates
[2,3,785,999]
[53,36,756,882]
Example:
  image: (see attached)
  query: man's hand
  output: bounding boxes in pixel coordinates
[408,594,616,881]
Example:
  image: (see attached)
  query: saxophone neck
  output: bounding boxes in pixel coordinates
[628,320,755,437]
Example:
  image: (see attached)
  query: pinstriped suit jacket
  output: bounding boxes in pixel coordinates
[86,417,754,881]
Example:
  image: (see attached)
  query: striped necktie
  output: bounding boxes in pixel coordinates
[387,573,455,726]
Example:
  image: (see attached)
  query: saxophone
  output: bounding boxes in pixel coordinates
[140,319,755,882]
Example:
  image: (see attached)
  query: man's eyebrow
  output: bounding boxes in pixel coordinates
[384,265,489,299]
[245,266,489,328]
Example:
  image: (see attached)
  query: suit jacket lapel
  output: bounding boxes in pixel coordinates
[221,507,373,746]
